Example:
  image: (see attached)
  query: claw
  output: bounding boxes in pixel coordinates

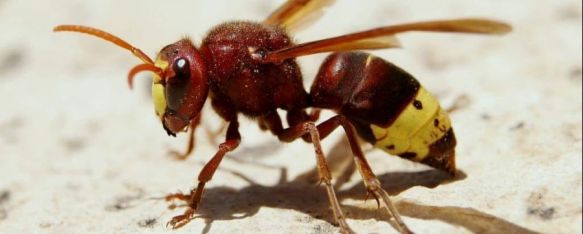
[164,189,203,229]
[371,191,381,209]
[166,208,195,229]
[364,190,381,209]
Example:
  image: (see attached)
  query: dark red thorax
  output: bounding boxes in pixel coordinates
[199,21,309,117]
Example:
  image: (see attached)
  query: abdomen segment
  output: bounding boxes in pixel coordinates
[371,87,456,174]
[310,52,457,174]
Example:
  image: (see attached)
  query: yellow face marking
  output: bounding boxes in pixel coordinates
[152,83,166,117]
[371,87,452,160]
[152,58,169,118]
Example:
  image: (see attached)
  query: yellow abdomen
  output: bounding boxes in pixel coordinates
[370,87,452,162]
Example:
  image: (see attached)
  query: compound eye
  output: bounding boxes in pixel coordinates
[172,57,190,79]
[166,57,191,110]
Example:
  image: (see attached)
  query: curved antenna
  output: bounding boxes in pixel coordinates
[128,63,164,90]
[53,25,154,64]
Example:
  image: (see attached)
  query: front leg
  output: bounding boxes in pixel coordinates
[169,114,201,160]
[166,119,241,229]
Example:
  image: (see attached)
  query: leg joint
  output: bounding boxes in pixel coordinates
[219,140,240,151]
[302,121,317,131]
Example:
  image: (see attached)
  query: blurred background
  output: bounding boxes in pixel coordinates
[0,0,581,233]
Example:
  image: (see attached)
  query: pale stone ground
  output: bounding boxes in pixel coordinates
[0,0,581,233]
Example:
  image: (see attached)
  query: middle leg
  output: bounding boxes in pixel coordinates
[261,111,352,234]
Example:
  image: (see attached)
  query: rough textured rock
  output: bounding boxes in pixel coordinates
[0,0,580,233]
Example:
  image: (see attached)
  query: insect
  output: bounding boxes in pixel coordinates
[54,0,511,233]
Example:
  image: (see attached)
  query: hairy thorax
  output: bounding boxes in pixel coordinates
[200,21,309,117]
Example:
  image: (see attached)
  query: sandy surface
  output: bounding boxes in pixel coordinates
[0,0,581,233]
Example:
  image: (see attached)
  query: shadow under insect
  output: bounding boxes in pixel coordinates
[162,138,538,234]
[182,167,536,234]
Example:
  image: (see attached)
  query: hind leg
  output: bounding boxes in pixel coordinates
[313,115,413,234]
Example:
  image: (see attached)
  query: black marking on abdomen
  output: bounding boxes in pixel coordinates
[420,128,457,174]
[413,100,423,110]
[399,152,417,159]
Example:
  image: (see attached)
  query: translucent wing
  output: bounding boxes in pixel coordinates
[264,18,512,63]
[264,0,336,32]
